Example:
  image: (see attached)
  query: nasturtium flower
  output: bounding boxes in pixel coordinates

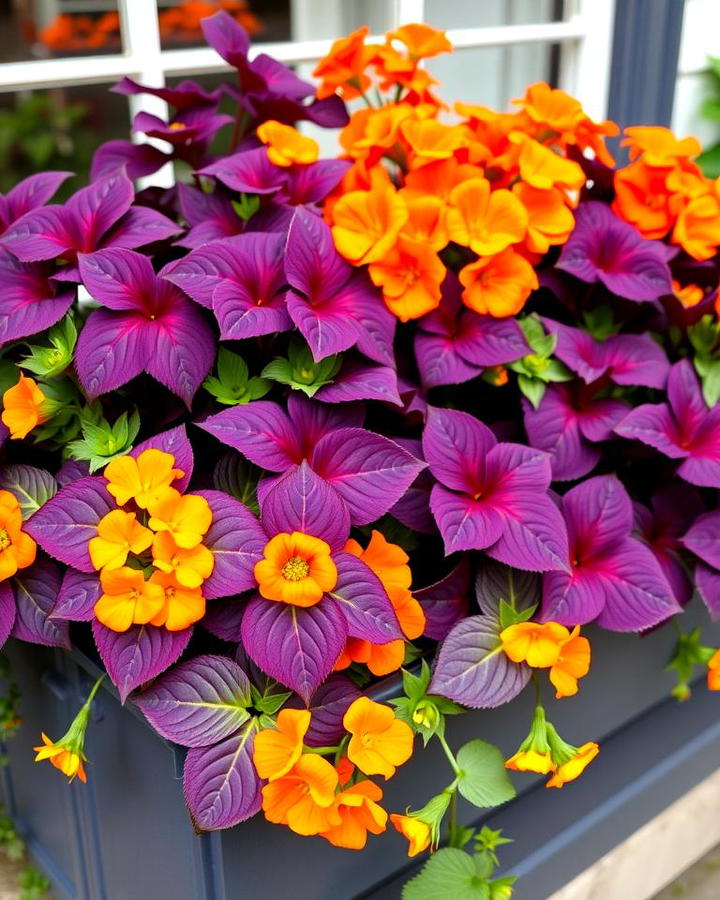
[254,531,338,608]
[507,706,599,787]
[147,489,212,550]
[104,449,183,510]
[621,125,700,167]
[343,697,414,779]
[515,135,585,192]
[389,813,432,857]
[672,192,720,261]
[151,531,214,589]
[500,621,571,667]
[368,235,445,322]
[88,509,153,572]
[505,705,554,775]
[330,185,408,265]
[549,629,591,698]
[261,753,341,836]
[386,23,452,60]
[0,490,36,581]
[446,177,528,256]
[545,734,600,788]
[708,650,720,691]
[256,120,319,167]
[515,82,583,134]
[458,249,538,318]
[253,709,311,781]
[1,373,49,439]
[95,566,166,632]
[312,26,371,101]
[320,780,388,850]
[147,570,205,631]
[400,118,466,169]
[512,183,575,254]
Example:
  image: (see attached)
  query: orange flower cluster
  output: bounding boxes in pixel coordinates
[39,12,120,52]
[253,699,413,849]
[334,530,425,676]
[159,1,261,43]
[500,621,591,698]
[90,449,213,632]
[317,25,616,322]
[0,490,37,581]
[614,126,720,264]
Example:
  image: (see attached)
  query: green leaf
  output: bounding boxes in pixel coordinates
[456,740,516,809]
[203,348,270,405]
[262,343,341,397]
[232,193,260,221]
[403,848,490,900]
[695,357,720,407]
[255,691,292,716]
[402,660,432,701]
[517,375,546,409]
[698,143,720,179]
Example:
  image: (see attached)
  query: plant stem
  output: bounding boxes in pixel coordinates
[436,731,461,776]
[447,788,462,847]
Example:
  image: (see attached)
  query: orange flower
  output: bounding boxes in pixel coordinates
[386,23,452,60]
[1,374,49,440]
[254,532,337,607]
[151,532,214,589]
[334,637,406,677]
[447,178,527,256]
[459,249,538,318]
[256,120,319,167]
[0,490,36,581]
[261,753,341,836]
[94,566,166,632]
[404,157,484,202]
[708,649,720,691]
[320,780,387,849]
[368,235,445,321]
[331,186,408,265]
[672,279,704,309]
[545,742,600,788]
[622,125,700,167]
[512,183,575,254]
[515,82,583,134]
[549,629,591,698]
[147,489,212,550]
[313,26,371,100]
[389,813,431,857]
[343,697,413,779]
[500,621,573,668]
[672,192,720,260]
[88,509,153,572]
[399,192,448,250]
[613,160,674,239]
[104,449,183,510]
[253,709,311,780]
[147,571,206,631]
[400,118,466,169]
[506,747,555,774]
[33,733,86,783]
[573,116,618,168]
[515,136,585,192]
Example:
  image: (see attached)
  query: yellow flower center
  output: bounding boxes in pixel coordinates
[0,529,11,551]
[281,556,311,582]
[166,586,176,600]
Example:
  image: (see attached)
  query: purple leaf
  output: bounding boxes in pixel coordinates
[56,459,90,485]
[423,407,494,494]
[199,148,286,195]
[260,462,350,553]
[682,511,720,569]
[90,140,169,181]
[78,247,156,310]
[696,563,720,619]
[0,250,74,343]
[93,621,192,703]
[202,596,247,641]
[288,674,362,747]
[196,490,266,599]
[102,205,180,251]
[475,560,540,622]
[330,552,402,642]
[198,401,300,472]
[314,362,402,406]
[429,615,531,708]
[415,559,472,641]
[132,425,194,492]
[241,594,347,702]
[183,723,262,831]
[0,464,57,519]
[11,558,69,648]
[311,429,425,526]
[0,172,72,232]
[280,159,351,205]
[430,484,505,554]
[75,308,146,398]
[51,569,100,621]
[0,582,15,649]
[134,654,251,747]
[24,476,114,573]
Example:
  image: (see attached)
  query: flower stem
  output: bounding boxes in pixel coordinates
[436,731,461,776]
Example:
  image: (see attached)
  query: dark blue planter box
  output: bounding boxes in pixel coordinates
[2,603,720,900]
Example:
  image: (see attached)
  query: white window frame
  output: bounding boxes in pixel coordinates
[0,0,616,187]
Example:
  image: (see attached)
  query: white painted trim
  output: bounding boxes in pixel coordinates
[561,0,616,120]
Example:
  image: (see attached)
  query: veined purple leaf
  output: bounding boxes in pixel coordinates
[475,560,540,623]
[198,401,301,472]
[0,250,75,343]
[0,464,57,519]
[260,462,350,553]
[74,307,146,398]
[11,558,69,648]
[0,582,15,649]
[132,425,194,492]
[330,552,402,642]
[93,621,192,703]
[199,148,286,195]
[279,159,351,206]
[56,459,90,486]
[423,406,494,494]
[287,674,362,747]
[682,511,720,569]
[430,484,504,555]
[311,429,425,526]
[696,563,720,619]
[51,569,100,621]
[202,596,247,642]
[0,172,72,233]
[183,722,262,831]
[415,559,472,641]
[90,140,169,181]
[314,362,402,406]
[241,594,347,703]
[24,476,114,573]
[196,490,265,599]
[134,654,251,747]
[429,615,531,708]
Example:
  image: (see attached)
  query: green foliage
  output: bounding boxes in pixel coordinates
[508,315,572,408]
[203,348,270,405]
[390,661,463,745]
[456,740,516,809]
[698,56,720,177]
[213,452,260,514]
[18,866,51,900]
[688,316,720,407]
[262,342,341,397]
[66,407,141,472]
[21,316,78,379]
[0,806,50,899]
[249,684,292,717]
[232,194,261,221]
[666,626,716,701]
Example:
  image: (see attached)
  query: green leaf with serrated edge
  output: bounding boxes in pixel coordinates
[402,848,490,900]
[217,347,249,386]
[694,357,720,407]
[518,375,546,409]
[456,740,516,809]
[403,660,431,700]
[255,691,292,716]
[498,598,537,630]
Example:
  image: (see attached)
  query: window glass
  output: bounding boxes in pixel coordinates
[159,0,288,49]
[423,0,562,29]
[2,1,122,61]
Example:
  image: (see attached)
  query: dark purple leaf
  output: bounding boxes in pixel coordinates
[0,464,57,519]
[415,560,472,641]
[0,582,15,649]
[330,552,402,642]
[51,569,100,621]
[287,674,361,747]
[11,558,69,648]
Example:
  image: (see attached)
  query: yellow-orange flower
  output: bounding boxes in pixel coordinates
[254,531,337,607]
[147,489,212,550]
[147,570,205,631]
[672,192,720,260]
[404,157,484,203]
[151,531,214,589]
[399,192,448,250]
[33,733,86,783]
[515,82,583,134]
[546,742,599,788]
[613,160,674,239]
[343,697,413,779]
[672,280,704,309]
[253,709,311,780]
[513,183,575,254]
[621,125,700,167]
[368,235,444,322]
[313,26,371,101]
[459,249,538,318]
[501,621,572,668]
[256,120,319,167]
[0,490,36,581]
[400,118,466,169]
[94,566,166,632]
[88,509,153,572]
[1,374,49,440]
[331,185,408,265]
[261,753,341,836]
[447,178,528,256]
[320,780,387,849]
[549,628,591,698]
[389,813,431,857]
[505,748,555,775]
[386,23,452,61]
[708,649,720,691]
[104,449,183,510]
[515,136,585,192]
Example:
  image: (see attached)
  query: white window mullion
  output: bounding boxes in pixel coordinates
[562,0,616,120]
[393,0,426,27]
